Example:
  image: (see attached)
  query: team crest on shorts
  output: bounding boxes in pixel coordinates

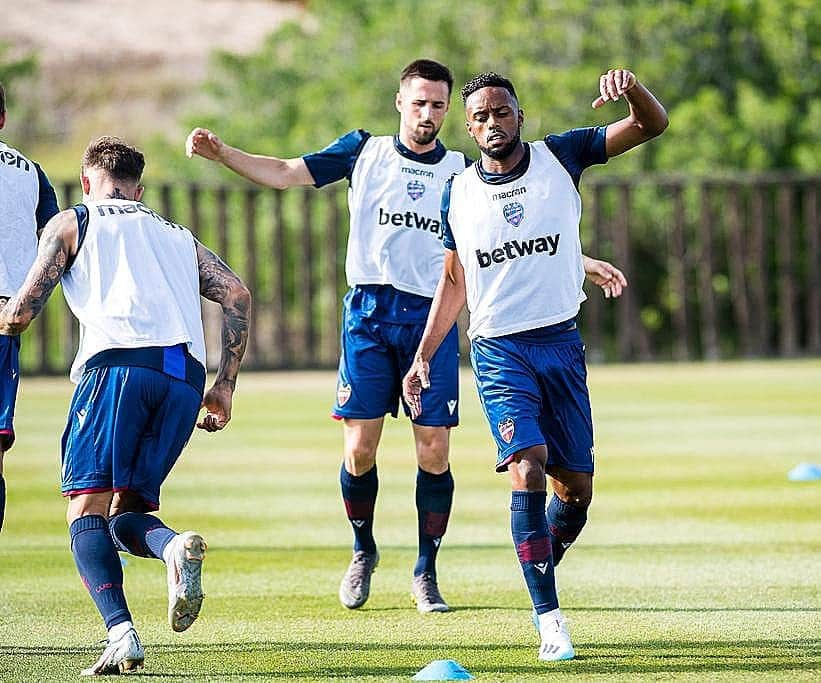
[498,416,515,444]
[503,201,524,227]
[407,180,425,201]
[337,383,352,406]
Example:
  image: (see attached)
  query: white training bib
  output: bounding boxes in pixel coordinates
[62,200,206,382]
[346,136,467,297]
[0,141,39,296]
[448,141,586,339]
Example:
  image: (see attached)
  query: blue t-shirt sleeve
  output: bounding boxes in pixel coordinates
[34,163,59,231]
[544,126,607,188]
[302,129,371,188]
[440,176,456,251]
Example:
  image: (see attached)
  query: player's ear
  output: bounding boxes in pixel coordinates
[134,185,145,202]
[0,112,5,130]
[518,107,525,128]
[395,90,402,114]
[80,173,91,196]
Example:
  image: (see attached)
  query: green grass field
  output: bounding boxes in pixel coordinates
[1,361,819,681]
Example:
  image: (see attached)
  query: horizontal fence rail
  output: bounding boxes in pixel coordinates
[19,173,821,374]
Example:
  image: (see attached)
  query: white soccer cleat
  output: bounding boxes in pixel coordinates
[339,550,379,609]
[80,628,144,676]
[164,531,207,632]
[411,572,449,613]
[538,612,575,662]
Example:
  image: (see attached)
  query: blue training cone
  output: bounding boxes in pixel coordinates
[413,659,474,681]
[788,463,821,482]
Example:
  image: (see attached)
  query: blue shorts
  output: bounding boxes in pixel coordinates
[0,335,21,451]
[333,289,459,427]
[470,323,594,473]
[60,364,202,510]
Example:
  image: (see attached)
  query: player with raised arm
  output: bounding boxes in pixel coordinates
[0,137,251,675]
[403,68,667,661]
[186,59,626,614]
[0,81,59,531]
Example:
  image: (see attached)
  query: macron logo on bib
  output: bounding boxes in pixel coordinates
[476,233,561,268]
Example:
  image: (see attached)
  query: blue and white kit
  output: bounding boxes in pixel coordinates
[0,140,59,450]
[304,131,469,425]
[442,127,607,469]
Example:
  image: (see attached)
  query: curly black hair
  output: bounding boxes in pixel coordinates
[460,72,517,104]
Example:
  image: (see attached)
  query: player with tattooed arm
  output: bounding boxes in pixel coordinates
[0,137,251,676]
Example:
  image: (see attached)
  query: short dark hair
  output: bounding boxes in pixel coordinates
[400,59,453,95]
[82,136,145,183]
[0,82,5,116]
[460,72,518,104]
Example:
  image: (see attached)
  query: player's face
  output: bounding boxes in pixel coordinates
[396,77,450,147]
[464,87,524,160]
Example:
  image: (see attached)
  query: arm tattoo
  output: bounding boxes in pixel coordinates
[197,241,250,385]
[0,221,71,334]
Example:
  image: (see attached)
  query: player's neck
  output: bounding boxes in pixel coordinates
[481,141,526,175]
[398,131,438,156]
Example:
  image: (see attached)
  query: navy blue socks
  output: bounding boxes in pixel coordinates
[109,512,177,560]
[413,467,454,578]
[340,464,378,554]
[546,494,588,566]
[70,515,131,629]
[511,490,558,615]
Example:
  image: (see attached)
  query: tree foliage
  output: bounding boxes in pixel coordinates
[183,0,819,180]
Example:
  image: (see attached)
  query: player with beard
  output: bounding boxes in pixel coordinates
[186,60,627,614]
[403,69,667,660]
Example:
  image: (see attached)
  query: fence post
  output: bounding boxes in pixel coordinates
[748,184,771,355]
[776,185,797,356]
[299,189,316,365]
[666,182,690,360]
[584,184,603,362]
[725,183,753,356]
[806,182,820,354]
[243,188,259,367]
[270,190,288,367]
[697,183,720,359]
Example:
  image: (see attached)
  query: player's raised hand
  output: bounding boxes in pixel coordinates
[186,127,225,161]
[402,355,431,420]
[583,255,628,299]
[592,69,637,109]
[197,381,233,432]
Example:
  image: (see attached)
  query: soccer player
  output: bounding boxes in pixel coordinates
[0,137,251,675]
[0,81,59,532]
[403,69,667,661]
[186,59,626,613]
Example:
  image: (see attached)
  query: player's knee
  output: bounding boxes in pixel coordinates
[559,484,592,508]
[344,447,377,476]
[415,435,449,474]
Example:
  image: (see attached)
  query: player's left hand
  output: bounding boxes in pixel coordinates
[583,256,628,299]
[197,381,233,432]
[592,69,637,108]
[402,356,430,420]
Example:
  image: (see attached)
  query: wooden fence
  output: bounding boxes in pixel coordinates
[19,173,820,373]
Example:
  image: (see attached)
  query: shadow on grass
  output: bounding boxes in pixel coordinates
[2,638,819,678]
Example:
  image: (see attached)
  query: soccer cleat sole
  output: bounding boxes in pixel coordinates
[169,533,207,632]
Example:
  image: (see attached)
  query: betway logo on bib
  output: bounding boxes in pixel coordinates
[377,208,443,239]
[476,233,560,268]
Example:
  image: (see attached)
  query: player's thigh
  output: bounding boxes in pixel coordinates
[60,366,154,497]
[470,337,546,472]
[334,313,398,419]
[398,323,460,428]
[130,378,201,510]
[532,340,594,474]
